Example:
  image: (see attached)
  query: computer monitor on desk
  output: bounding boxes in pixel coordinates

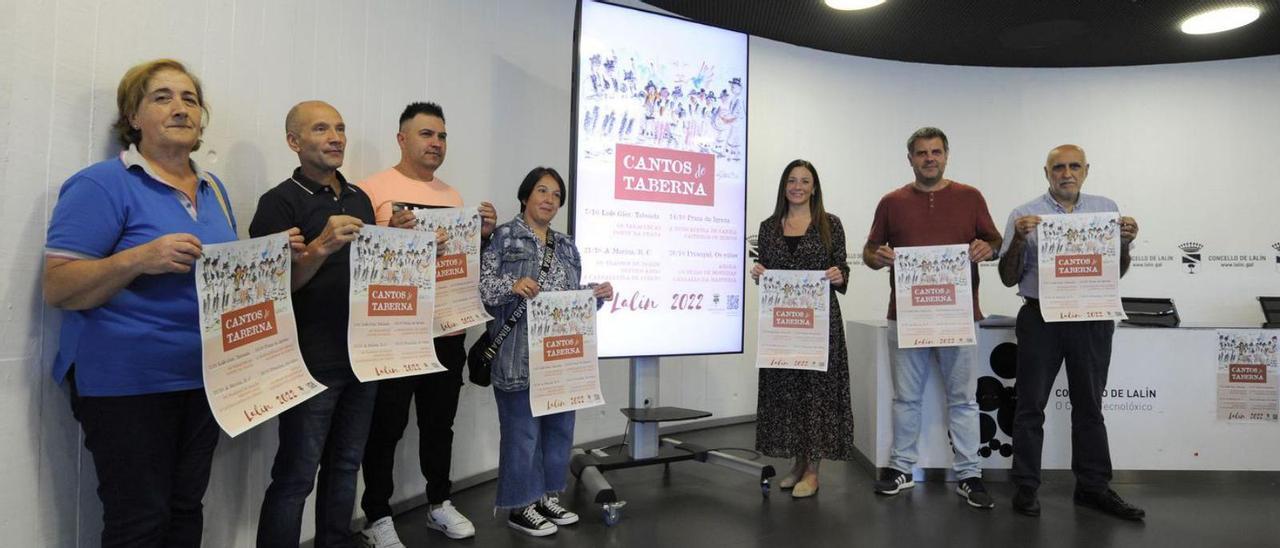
[1121,297,1180,327]
[1260,297,1280,329]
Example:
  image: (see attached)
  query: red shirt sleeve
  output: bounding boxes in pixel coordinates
[866,195,890,246]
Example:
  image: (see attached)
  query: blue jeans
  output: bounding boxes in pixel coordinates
[257,370,377,548]
[886,321,982,479]
[493,387,576,509]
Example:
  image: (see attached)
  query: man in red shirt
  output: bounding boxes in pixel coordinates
[863,127,1002,509]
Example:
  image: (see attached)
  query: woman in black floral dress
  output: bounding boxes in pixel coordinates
[749,159,854,498]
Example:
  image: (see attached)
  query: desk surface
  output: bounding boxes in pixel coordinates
[847,318,1269,330]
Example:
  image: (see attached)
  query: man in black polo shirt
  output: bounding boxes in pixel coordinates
[250,100,378,547]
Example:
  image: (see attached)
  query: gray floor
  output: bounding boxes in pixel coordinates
[393,423,1280,548]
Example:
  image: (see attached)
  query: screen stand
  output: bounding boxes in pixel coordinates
[569,356,775,526]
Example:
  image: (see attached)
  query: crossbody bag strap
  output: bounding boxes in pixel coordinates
[484,236,556,356]
[207,174,234,231]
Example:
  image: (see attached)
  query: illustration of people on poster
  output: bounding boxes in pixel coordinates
[1217,330,1279,423]
[348,225,445,381]
[1037,212,1127,322]
[575,0,748,358]
[527,289,605,417]
[756,270,829,371]
[893,244,976,349]
[197,232,321,437]
[411,206,492,334]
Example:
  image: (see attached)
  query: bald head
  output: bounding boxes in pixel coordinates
[286,101,339,137]
[285,101,346,174]
[1046,144,1087,167]
[1044,144,1088,206]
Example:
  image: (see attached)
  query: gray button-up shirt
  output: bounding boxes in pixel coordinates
[1000,192,1120,299]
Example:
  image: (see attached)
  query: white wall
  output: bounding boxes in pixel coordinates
[4,1,1278,545]
[746,40,1280,326]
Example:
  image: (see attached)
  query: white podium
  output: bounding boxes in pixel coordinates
[847,320,1279,475]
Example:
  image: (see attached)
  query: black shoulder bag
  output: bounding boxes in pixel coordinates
[467,236,556,386]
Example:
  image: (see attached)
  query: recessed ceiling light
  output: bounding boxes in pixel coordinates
[1180,6,1261,35]
[825,0,886,11]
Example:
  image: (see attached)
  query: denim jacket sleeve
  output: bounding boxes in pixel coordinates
[480,219,543,391]
[480,225,522,307]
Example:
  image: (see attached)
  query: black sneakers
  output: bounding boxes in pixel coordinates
[873,469,915,495]
[955,477,995,509]
[1074,489,1146,521]
[508,503,557,537]
[1012,486,1041,517]
[535,495,580,526]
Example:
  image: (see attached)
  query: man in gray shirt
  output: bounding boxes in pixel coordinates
[998,144,1145,521]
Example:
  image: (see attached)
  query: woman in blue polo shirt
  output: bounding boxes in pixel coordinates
[43,59,239,548]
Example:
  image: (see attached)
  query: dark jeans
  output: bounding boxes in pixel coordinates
[257,369,377,548]
[1010,301,1115,493]
[360,335,466,521]
[70,374,219,548]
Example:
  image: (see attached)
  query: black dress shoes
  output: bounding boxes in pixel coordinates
[1012,486,1041,517]
[1074,489,1146,521]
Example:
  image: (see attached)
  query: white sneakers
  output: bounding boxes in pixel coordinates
[426,500,477,540]
[359,516,405,548]
[360,501,475,545]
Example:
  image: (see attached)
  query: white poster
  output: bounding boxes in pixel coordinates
[756,270,829,371]
[1037,212,1128,322]
[893,244,976,349]
[574,0,748,358]
[1217,330,1279,423]
[348,225,446,381]
[411,206,492,334]
[197,233,322,437]
[527,289,605,417]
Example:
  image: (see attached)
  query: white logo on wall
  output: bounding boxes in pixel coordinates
[1179,242,1203,275]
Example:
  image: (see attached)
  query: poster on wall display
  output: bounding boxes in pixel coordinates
[756,270,829,371]
[196,233,322,437]
[527,289,605,417]
[893,244,975,348]
[1216,330,1279,423]
[348,225,446,381]
[573,0,748,358]
[1036,212,1128,322]
[410,206,492,334]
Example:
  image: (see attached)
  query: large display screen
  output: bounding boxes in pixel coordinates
[571,1,748,358]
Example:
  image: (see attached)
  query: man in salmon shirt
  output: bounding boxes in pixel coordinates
[863,127,1002,510]
[357,102,498,545]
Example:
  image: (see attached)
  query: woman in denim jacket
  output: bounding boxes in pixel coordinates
[479,167,613,537]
